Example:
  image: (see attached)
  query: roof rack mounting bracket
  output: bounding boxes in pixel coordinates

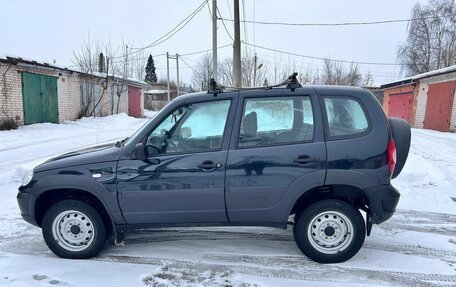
[207,78,224,95]
[285,72,302,91]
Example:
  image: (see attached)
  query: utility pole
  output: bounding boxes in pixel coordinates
[166,52,170,102]
[212,0,217,81]
[253,54,257,87]
[233,0,241,87]
[124,45,128,79]
[176,53,180,96]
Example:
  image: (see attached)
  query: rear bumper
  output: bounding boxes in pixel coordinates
[364,184,400,224]
[17,191,38,227]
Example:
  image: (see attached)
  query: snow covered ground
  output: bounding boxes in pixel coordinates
[0,112,455,287]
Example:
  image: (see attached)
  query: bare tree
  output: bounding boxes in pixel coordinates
[191,53,214,90]
[345,63,363,86]
[240,52,268,87]
[398,0,456,75]
[219,58,233,87]
[72,36,104,74]
[362,71,375,87]
[320,59,363,86]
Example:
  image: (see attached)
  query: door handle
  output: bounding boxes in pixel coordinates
[294,155,317,164]
[198,161,223,170]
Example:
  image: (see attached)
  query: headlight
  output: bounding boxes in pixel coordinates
[22,170,34,187]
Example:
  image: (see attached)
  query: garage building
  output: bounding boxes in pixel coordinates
[381,65,456,132]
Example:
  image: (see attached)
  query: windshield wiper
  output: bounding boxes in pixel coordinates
[115,137,129,147]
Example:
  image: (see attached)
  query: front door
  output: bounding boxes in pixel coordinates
[117,98,236,224]
[225,91,326,223]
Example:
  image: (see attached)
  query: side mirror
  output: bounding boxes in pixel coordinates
[134,143,146,161]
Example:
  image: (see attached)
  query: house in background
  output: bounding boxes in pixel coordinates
[380,65,456,132]
[143,82,192,111]
[144,83,171,111]
[0,54,149,127]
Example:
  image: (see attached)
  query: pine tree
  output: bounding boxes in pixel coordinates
[145,55,157,84]
[98,52,105,73]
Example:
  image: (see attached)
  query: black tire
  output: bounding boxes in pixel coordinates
[293,199,365,263]
[42,200,107,259]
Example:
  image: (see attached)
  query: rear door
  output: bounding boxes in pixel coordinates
[225,89,326,223]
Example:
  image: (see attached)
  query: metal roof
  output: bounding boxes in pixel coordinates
[0,53,150,88]
[380,65,456,89]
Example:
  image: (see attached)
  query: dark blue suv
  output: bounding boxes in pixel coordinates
[17,78,410,263]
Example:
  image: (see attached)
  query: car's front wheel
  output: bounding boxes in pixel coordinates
[42,200,107,259]
[293,199,365,263]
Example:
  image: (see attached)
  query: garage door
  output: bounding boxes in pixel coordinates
[424,81,455,132]
[128,86,141,117]
[388,93,412,122]
[22,72,58,125]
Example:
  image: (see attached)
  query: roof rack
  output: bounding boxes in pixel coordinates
[207,72,302,94]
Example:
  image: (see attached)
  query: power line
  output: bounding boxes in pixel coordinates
[225,0,233,20]
[110,53,167,65]
[257,56,397,79]
[179,55,196,73]
[111,0,207,59]
[241,0,248,52]
[244,41,404,66]
[219,15,445,27]
[217,7,234,40]
[180,44,232,56]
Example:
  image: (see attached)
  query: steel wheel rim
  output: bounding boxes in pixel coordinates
[307,211,354,255]
[51,210,95,252]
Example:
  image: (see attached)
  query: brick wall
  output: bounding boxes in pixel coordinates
[416,71,456,130]
[1,62,148,127]
[0,63,82,125]
[0,65,24,125]
[57,73,81,122]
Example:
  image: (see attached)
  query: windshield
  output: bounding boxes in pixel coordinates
[123,107,170,146]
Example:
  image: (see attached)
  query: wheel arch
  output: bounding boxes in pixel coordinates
[288,184,370,220]
[35,188,113,235]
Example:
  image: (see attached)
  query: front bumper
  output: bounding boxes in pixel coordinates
[364,184,400,224]
[17,190,38,226]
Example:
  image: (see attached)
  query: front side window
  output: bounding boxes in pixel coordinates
[239,96,314,148]
[324,97,369,138]
[146,100,231,155]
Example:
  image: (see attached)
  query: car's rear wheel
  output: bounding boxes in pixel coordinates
[42,200,107,259]
[293,199,365,263]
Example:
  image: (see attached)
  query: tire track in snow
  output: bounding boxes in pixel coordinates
[92,254,456,287]
[118,230,456,259]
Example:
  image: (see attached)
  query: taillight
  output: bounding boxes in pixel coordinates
[387,139,397,177]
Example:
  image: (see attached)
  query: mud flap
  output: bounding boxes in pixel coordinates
[114,225,125,245]
[366,212,373,236]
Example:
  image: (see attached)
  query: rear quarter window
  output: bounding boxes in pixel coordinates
[324,97,369,138]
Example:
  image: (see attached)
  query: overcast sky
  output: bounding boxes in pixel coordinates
[0,0,422,86]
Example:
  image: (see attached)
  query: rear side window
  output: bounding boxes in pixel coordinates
[324,97,369,138]
[239,96,314,148]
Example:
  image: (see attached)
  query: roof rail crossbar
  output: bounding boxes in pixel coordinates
[207,72,301,94]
